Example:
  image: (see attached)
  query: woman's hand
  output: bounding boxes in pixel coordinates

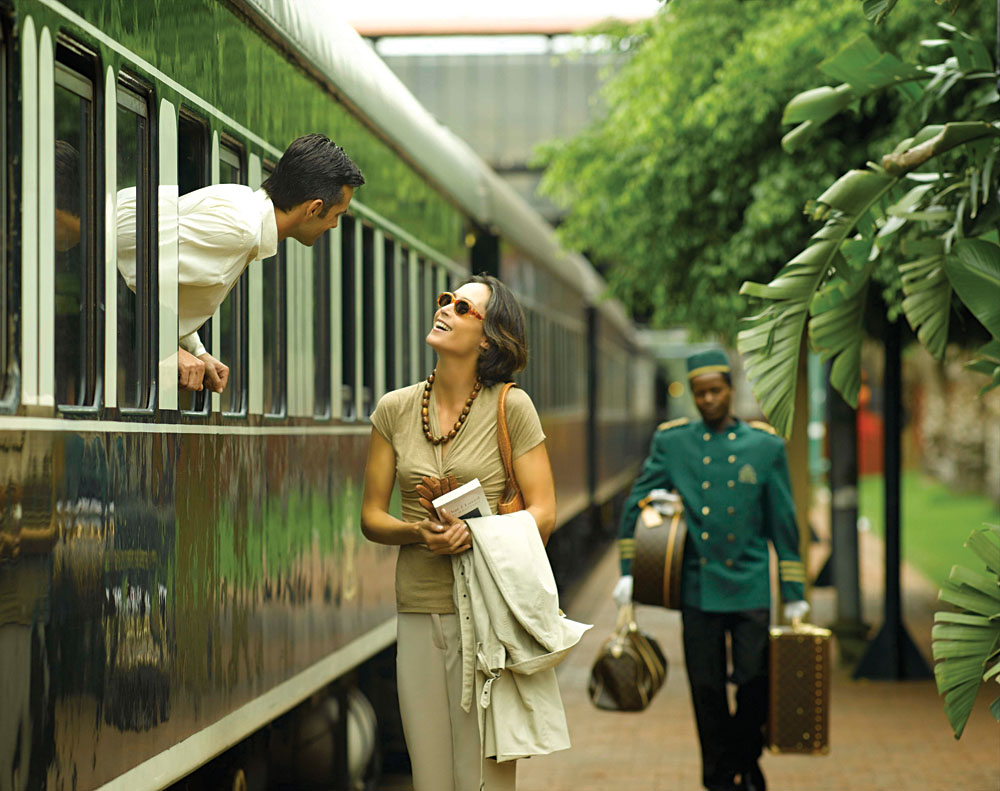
[417,508,472,555]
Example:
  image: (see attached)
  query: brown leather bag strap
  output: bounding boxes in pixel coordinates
[497,382,519,491]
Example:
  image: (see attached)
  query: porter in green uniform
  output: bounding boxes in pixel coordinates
[614,350,808,791]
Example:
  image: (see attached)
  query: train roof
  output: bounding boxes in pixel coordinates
[230,0,636,339]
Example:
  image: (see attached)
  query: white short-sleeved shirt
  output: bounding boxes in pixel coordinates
[117,184,278,356]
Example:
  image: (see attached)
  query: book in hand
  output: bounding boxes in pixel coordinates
[432,478,493,521]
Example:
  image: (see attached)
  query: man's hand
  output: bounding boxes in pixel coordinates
[199,352,230,394]
[177,347,206,391]
[613,575,634,607]
[783,600,811,623]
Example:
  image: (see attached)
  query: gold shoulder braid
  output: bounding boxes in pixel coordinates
[748,420,777,436]
[657,417,689,432]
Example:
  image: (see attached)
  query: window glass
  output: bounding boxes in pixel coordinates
[361,225,375,416]
[398,247,412,388]
[313,232,331,418]
[263,241,286,416]
[383,236,396,395]
[54,62,97,407]
[177,111,209,197]
[218,140,246,415]
[116,85,151,409]
[177,111,210,412]
[339,215,356,419]
[0,25,9,402]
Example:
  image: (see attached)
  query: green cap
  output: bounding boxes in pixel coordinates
[686,349,730,380]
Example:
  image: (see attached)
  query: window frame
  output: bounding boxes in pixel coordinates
[217,134,248,418]
[0,16,15,411]
[176,108,212,416]
[115,72,156,416]
[53,37,102,414]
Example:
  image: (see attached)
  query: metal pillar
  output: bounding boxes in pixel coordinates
[825,369,868,659]
[854,320,932,679]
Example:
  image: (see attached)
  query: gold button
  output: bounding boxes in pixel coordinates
[728,480,735,488]
[700,557,707,566]
[703,433,711,441]
[702,481,710,490]
[725,559,734,567]
[728,455,736,463]
[728,507,735,515]
[703,456,711,465]
[702,506,710,516]
[701,531,709,540]
[728,432,736,440]
[727,533,735,542]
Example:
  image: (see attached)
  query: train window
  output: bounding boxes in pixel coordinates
[176,111,211,413]
[218,139,247,415]
[116,81,153,410]
[361,224,375,416]
[53,52,99,408]
[0,23,10,404]
[177,110,209,196]
[339,215,356,419]
[262,241,286,417]
[422,260,435,376]
[397,246,412,388]
[313,232,331,418]
[382,235,396,395]
[260,161,286,418]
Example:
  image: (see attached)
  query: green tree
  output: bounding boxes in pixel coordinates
[536,0,934,338]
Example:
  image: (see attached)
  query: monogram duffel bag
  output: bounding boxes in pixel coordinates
[632,490,688,609]
[588,604,667,712]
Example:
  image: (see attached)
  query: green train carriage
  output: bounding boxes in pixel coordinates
[0,1,656,788]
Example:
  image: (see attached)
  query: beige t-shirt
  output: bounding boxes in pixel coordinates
[371,381,546,613]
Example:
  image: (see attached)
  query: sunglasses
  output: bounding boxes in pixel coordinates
[436,291,485,321]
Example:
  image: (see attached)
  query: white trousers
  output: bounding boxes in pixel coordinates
[396,612,517,791]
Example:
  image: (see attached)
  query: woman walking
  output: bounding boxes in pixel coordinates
[361,274,559,791]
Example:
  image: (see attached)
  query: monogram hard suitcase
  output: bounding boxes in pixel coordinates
[767,622,831,754]
[632,491,687,609]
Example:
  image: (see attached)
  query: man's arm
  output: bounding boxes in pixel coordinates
[617,431,673,576]
[765,443,806,603]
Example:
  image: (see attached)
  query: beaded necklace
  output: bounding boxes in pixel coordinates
[422,371,482,446]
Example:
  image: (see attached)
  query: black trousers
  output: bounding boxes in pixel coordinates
[681,607,770,791]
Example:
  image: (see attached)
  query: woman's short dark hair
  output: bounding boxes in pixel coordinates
[463,273,528,387]
[262,134,365,214]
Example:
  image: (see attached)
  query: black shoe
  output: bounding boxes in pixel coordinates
[737,763,766,791]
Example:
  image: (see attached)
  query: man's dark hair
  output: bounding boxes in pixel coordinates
[461,273,528,387]
[55,140,80,216]
[262,134,365,214]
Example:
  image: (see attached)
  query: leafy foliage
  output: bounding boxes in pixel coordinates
[535,0,937,338]
[737,22,999,436]
[933,525,1000,739]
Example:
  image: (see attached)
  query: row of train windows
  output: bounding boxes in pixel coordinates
[0,32,586,419]
[2,35,454,419]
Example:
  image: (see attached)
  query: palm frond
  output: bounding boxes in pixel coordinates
[899,241,950,360]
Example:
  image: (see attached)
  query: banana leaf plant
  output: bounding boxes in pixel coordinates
[737,25,1000,437]
[933,525,1000,738]
[735,21,1000,738]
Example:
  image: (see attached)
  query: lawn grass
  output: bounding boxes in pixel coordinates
[858,472,999,589]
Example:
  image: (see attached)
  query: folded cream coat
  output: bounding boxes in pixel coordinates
[452,511,592,765]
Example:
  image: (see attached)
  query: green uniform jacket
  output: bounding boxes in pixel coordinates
[618,417,805,612]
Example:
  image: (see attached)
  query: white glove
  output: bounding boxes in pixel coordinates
[613,575,634,607]
[784,600,811,622]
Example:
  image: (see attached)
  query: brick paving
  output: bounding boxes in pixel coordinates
[380,523,1000,791]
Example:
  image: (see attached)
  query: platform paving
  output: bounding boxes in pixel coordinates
[380,526,1000,791]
